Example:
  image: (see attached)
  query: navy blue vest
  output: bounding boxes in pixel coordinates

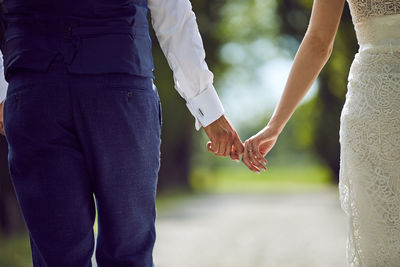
[1,0,154,81]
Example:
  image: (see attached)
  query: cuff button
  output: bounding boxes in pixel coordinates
[198,109,204,117]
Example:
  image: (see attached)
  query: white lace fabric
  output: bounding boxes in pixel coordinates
[347,0,400,24]
[340,4,400,266]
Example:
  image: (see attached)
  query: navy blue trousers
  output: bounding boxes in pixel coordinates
[3,55,162,267]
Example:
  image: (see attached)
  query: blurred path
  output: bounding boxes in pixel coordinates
[154,189,347,267]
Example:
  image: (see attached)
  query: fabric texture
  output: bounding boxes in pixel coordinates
[347,0,400,23]
[3,54,161,266]
[339,3,400,265]
[1,0,154,80]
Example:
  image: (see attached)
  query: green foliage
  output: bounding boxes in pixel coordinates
[0,234,32,267]
[217,0,280,78]
[218,0,278,41]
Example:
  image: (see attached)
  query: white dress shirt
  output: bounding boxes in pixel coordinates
[0,52,6,103]
[0,0,224,130]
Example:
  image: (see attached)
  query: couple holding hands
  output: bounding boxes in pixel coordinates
[1,0,400,266]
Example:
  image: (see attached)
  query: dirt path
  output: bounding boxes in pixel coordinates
[153,189,347,267]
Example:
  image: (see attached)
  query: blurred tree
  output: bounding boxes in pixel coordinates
[276,0,358,182]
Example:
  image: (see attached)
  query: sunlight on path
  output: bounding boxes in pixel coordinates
[154,189,347,267]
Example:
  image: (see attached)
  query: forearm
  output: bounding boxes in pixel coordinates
[267,33,333,135]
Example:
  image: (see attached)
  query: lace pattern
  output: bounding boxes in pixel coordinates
[347,0,400,23]
[339,49,400,266]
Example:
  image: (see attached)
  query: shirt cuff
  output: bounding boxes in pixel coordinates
[186,85,224,131]
[0,72,7,103]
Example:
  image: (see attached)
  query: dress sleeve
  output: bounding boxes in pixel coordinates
[148,0,224,130]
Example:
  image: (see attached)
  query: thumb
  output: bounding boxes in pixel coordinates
[232,135,244,156]
[230,147,240,162]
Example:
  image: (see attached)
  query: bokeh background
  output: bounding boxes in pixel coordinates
[0,0,358,266]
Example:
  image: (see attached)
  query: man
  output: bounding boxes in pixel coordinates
[0,0,243,266]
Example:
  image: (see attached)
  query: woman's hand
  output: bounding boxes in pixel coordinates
[0,100,4,136]
[242,127,279,173]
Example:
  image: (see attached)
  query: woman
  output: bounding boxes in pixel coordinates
[243,0,400,265]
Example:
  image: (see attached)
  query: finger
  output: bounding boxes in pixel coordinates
[230,147,240,162]
[207,141,218,153]
[247,151,262,172]
[223,141,232,157]
[245,157,260,173]
[242,146,260,173]
[230,138,243,161]
[253,147,268,164]
[207,142,213,152]
[257,156,268,164]
[249,142,267,170]
[216,141,228,156]
[230,154,240,162]
[241,154,253,171]
[233,135,244,156]
[230,151,240,162]
[246,142,264,172]
[250,154,267,171]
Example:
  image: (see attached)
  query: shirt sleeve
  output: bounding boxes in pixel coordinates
[148,0,224,130]
[0,50,7,103]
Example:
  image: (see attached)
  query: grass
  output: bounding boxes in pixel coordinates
[0,234,32,267]
[190,164,334,193]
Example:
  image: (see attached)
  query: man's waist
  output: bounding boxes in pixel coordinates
[2,15,154,81]
[4,15,149,42]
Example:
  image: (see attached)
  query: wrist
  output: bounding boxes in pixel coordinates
[186,85,224,130]
[204,114,225,132]
[262,124,281,139]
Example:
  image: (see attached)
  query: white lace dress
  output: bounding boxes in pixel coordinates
[339,1,400,266]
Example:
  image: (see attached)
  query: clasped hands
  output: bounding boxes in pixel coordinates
[204,115,278,173]
[0,100,274,173]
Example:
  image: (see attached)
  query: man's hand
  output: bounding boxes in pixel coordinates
[203,115,244,161]
[0,100,4,136]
